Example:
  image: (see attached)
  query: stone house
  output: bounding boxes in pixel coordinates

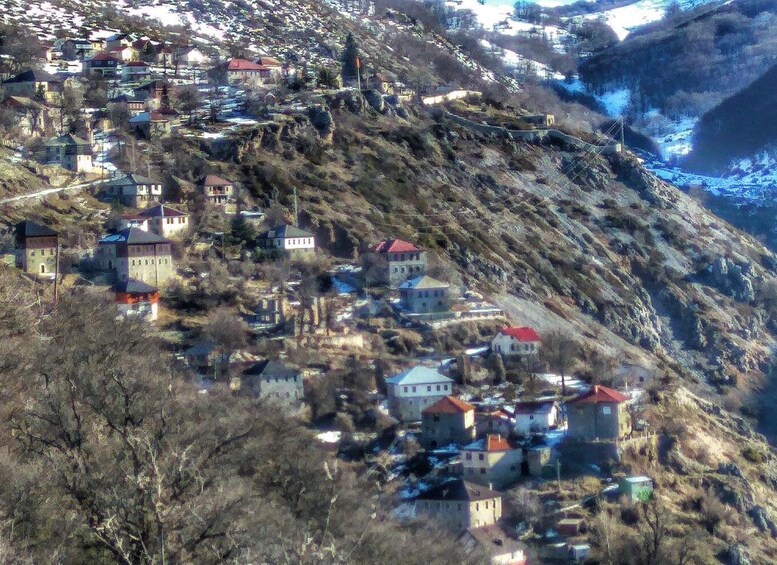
[15,220,58,276]
[415,479,502,532]
[107,95,147,116]
[462,434,523,490]
[2,69,62,102]
[257,224,315,257]
[96,228,174,286]
[460,525,527,565]
[476,408,514,438]
[385,366,454,422]
[566,385,631,442]
[103,174,163,208]
[129,111,172,139]
[523,114,555,127]
[198,174,235,206]
[399,275,450,314]
[61,38,94,60]
[513,400,560,435]
[45,133,93,173]
[121,61,151,82]
[491,327,541,359]
[114,279,160,321]
[421,395,476,449]
[121,204,189,238]
[366,238,427,288]
[241,359,304,406]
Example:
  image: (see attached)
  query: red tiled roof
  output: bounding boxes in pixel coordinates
[90,53,120,62]
[368,238,421,253]
[200,174,233,187]
[568,385,628,405]
[256,56,282,67]
[499,327,541,342]
[227,58,267,71]
[423,395,474,415]
[485,434,512,451]
[125,61,149,67]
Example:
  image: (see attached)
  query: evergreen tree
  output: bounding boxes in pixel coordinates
[341,33,361,85]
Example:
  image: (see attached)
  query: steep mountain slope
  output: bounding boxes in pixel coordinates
[685,61,777,173]
[579,0,777,122]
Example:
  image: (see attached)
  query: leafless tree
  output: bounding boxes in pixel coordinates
[540,329,579,396]
[202,307,248,379]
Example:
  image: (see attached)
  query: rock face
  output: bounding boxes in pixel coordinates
[309,106,335,142]
[748,506,777,537]
[709,257,757,302]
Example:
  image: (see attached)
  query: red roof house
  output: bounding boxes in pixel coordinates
[421,396,476,448]
[492,327,541,358]
[424,395,475,415]
[568,385,629,405]
[368,238,421,254]
[366,238,427,288]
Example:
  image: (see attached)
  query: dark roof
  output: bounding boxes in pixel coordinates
[16,220,57,239]
[136,204,187,218]
[417,479,501,502]
[46,133,90,147]
[259,224,314,239]
[106,173,159,186]
[114,279,158,294]
[464,525,525,560]
[99,227,170,245]
[244,359,299,380]
[5,69,61,84]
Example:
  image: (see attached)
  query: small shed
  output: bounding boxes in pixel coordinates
[556,518,586,537]
[619,476,654,501]
[568,543,590,562]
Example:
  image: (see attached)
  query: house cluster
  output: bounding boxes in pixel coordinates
[377,321,644,562]
[363,237,505,327]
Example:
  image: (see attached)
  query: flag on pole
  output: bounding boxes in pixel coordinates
[356,57,361,69]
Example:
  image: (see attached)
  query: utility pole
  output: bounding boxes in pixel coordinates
[293,186,299,227]
[620,116,625,148]
[356,57,362,91]
[53,239,60,305]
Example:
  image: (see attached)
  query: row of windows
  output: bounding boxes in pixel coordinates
[130,258,169,266]
[163,218,187,224]
[390,253,421,261]
[464,453,486,461]
[392,265,422,274]
[29,249,55,256]
[496,343,537,353]
[268,376,299,383]
[402,384,449,393]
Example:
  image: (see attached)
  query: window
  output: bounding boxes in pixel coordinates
[436,385,440,391]
[443,385,448,391]
[412,386,416,393]
[602,406,612,415]
[485,501,489,509]
[403,386,408,393]
[475,503,479,511]
[478,454,484,461]
[480,468,486,474]
[465,453,472,460]
[427,386,431,392]
[433,415,440,422]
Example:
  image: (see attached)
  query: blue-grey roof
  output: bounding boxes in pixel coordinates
[259,224,314,239]
[385,366,452,386]
[99,227,170,245]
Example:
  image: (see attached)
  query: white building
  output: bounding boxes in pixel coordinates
[385,366,454,422]
[121,204,190,239]
[258,225,315,256]
[491,327,541,359]
[513,400,560,435]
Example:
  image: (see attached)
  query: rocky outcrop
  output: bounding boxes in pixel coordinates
[708,257,757,302]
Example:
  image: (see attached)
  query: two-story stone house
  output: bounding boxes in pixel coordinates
[96,228,174,286]
[462,434,523,490]
[415,479,502,532]
[399,275,451,314]
[366,238,427,288]
[198,174,235,206]
[46,133,93,173]
[385,366,454,422]
[15,220,58,276]
[241,359,304,406]
[566,385,631,442]
[104,174,163,208]
[3,69,63,102]
[491,327,541,360]
[257,224,315,258]
[421,395,476,449]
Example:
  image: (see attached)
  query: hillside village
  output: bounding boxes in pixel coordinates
[2,1,777,564]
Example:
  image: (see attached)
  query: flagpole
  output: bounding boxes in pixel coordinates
[356,57,361,91]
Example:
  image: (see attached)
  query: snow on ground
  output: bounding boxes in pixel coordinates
[583,0,667,40]
[317,431,343,443]
[537,373,589,393]
[480,39,565,79]
[599,87,631,117]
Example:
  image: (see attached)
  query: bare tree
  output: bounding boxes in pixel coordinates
[202,307,248,379]
[175,84,203,125]
[540,330,579,396]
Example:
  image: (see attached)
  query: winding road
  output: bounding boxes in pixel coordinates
[0,178,110,205]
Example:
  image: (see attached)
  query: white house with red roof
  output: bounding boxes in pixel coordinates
[462,434,523,489]
[366,238,427,288]
[226,58,281,87]
[491,327,541,359]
